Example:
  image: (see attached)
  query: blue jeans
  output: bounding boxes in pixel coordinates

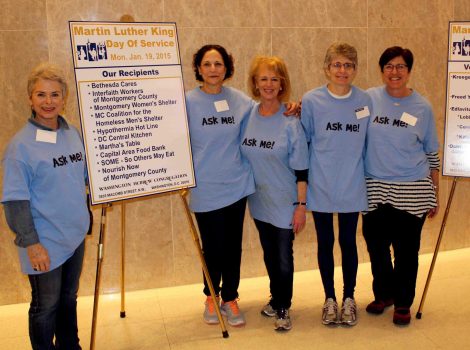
[255,219,294,310]
[28,240,85,350]
[312,212,359,301]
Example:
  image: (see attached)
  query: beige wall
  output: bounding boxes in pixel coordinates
[1,0,470,305]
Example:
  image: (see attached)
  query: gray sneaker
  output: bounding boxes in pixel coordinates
[220,299,246,327]
[275,308,292,332]
[261,302,276,317]
[322,298,339,325]
[340,297,357,326]
[203,296,220,325]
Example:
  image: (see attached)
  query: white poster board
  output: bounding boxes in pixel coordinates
[443,21,470,177]
[69,21,195,204]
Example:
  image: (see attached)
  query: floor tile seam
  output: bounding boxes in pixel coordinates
[85,317,168,329]
[151,291,173,347]
[413,326,447,349]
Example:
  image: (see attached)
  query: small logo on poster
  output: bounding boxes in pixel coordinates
[77,41,108,61]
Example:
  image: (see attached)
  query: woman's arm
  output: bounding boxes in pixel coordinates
[3,200,39,247]
[292,170,308,233]
[426,151,440,218]
[3,200,50,271]
[428,168,439,218]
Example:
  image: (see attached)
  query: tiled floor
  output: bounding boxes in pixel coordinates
[1,248,469,350]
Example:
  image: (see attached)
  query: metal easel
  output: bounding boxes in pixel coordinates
[416,176,459,319]
[90,203,112,350]
[89,14,228,348]
[180,189,229,338]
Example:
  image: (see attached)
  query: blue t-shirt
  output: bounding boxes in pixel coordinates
[241,104,309,229]
[365,86,439,181]
[186,86,255,212]
[2,117,89,274]
[301,85,372,212]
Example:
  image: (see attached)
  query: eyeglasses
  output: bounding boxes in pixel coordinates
[383,64,408,72]
[329,62,356,71]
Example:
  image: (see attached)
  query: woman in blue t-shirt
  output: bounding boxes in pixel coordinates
[2,63,90,349]
[363,46,440,326]
[241,56,309,332]
[185,44,254,328]
[301,42,372,327]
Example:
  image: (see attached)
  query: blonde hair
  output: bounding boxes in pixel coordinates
[27,62,68,98]
[323,42,358,70]
[248,56,291,102]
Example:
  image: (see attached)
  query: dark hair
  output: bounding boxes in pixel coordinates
[379,46,414,72]
[192,44,235,82]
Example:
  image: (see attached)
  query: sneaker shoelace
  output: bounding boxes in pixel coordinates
[225,299,240,315]
[343,299,356,315]
[277,309,288,320]
[325,300,337,314]
[206,297,217,313]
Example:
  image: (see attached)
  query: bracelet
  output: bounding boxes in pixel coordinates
[293,202,307,206]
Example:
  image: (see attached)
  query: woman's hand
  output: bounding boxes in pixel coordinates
[283,100,301,117]
[428,206,439,218]
[292,205,307,234]
[27,243,51,272]
[428,175,439,218]
[428,198,439,218]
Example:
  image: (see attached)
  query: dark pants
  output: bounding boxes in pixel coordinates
[312,212,359,301]
[28,240,85,350]
[362,204,426,308]
[254,219,295,310]
[195,197,246,302]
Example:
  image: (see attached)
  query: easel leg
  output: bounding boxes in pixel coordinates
[90,204,111,350]
[120,201,126,318]
[416,177,459,319]
[179,190,229,338]
[118,11,133,319]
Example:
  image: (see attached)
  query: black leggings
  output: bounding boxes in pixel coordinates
[312,211,359,301]
[195,197,247,302]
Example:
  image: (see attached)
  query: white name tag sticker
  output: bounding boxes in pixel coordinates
[401,112,417,126]
[36,129,57,144]
[214,100,229,112]
[355,106,370,119]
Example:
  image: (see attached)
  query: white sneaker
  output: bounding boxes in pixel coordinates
[340,297,357,326]
[322,298,339,325]
[274,308,292,332]
[261,302,276,317]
